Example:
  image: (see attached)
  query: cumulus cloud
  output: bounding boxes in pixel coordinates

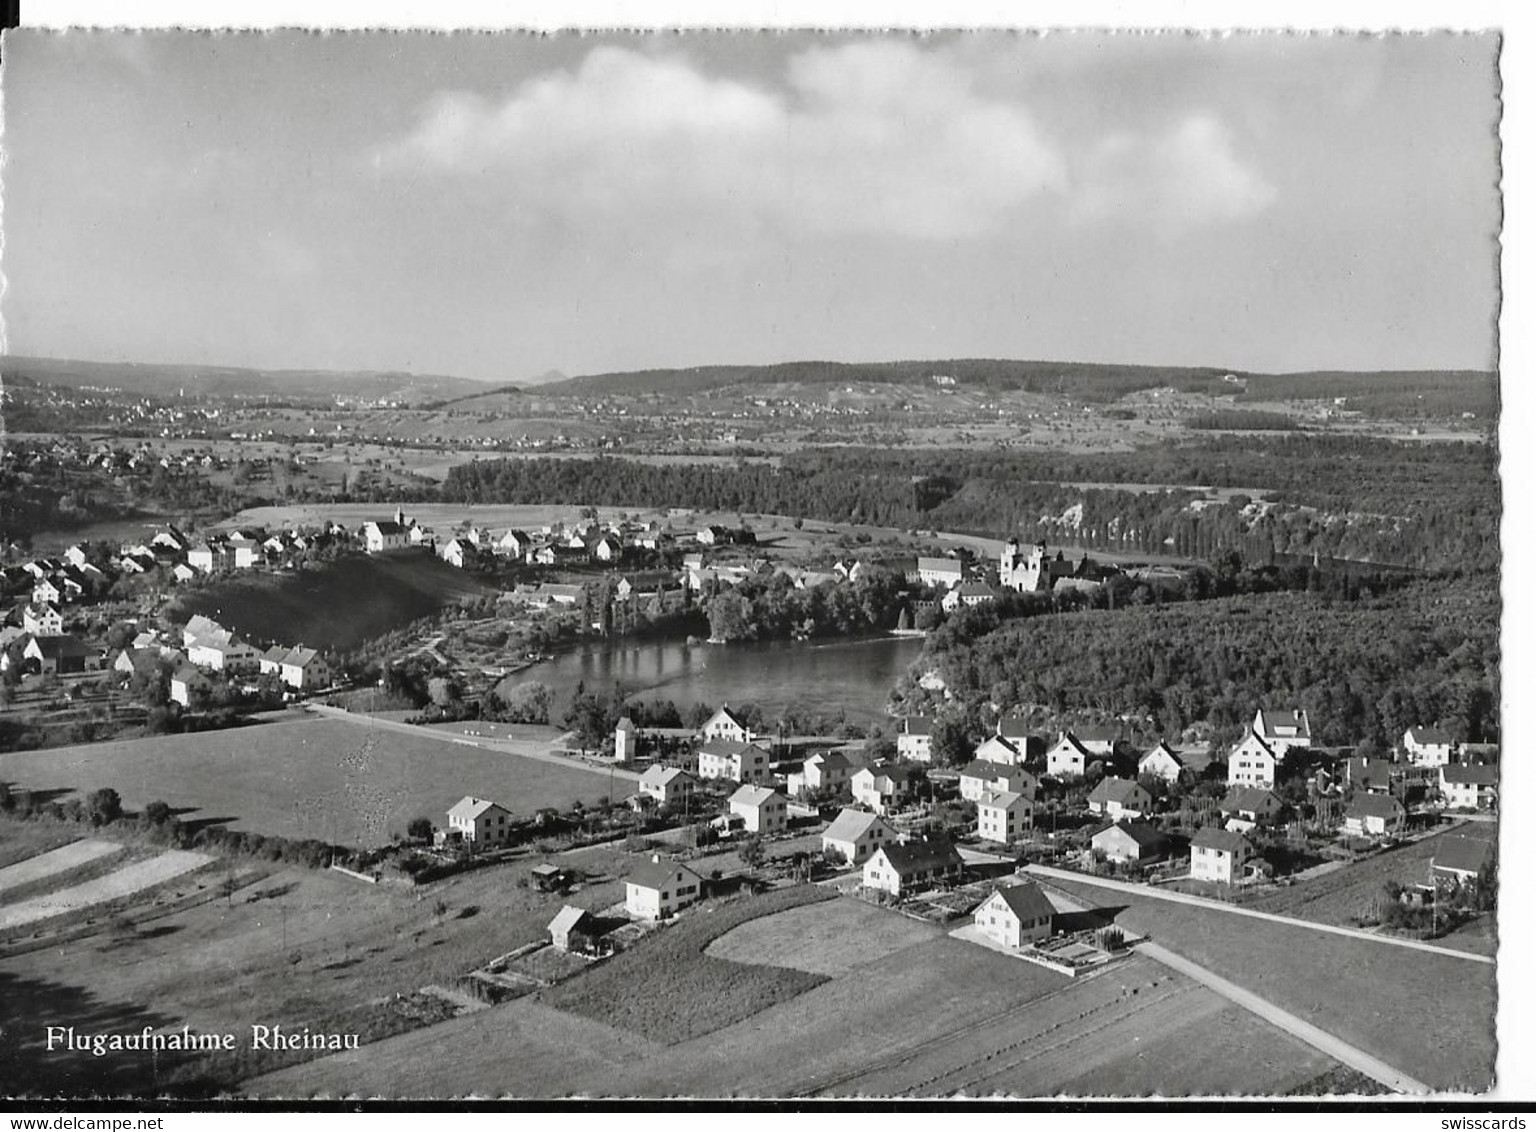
[1074,113,1278,235]
[379,42,1065,241]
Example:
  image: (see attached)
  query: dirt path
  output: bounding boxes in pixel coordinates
[0,840,122,896]
[307,704,641,784]
[1025,864,1492,965]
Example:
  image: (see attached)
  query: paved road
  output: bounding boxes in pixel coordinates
[1025,864,1492,965]
[307,704,642,784]
[1034,880,1432,1095]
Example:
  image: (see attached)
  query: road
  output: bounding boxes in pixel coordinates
[306,703,642,784]
[1034,881,1432,1094]
[1024,864,1492,965]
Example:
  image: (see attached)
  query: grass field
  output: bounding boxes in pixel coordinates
[252,896,1339,1099]
[165,551,498,652]
[705,895,939,975]
[0,716,616,848]
[0,850,213,933]
[1043,877,1495,1092]
[0,844,632,1097]
[0,839,123,897]
[0,822,92,871]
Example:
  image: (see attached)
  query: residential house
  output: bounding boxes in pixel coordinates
[229,537,260,569]
[1343,793,1406,838]
[1254,708,1312,757]
[614,716,637,762]
[975,882,1056,948]
[1092,819,1169,864]
[171,563,197,583]
[187,542,234,574]
[187,638,260,673]
[1190,827,1253,884]
[851,763,915,815]
[639,765,697,809]
[897,716,934,762]
[624,854,703,920]
[1403,726,1457,767]
[63,544,89,568]
[696,740,771,783]
[788,751,853,796]
[439,538,480,569]
[1137,741,1184,785]
[1345,756,1393,795]
[976,789,1033,845]
[1073,726,1121,757]
[547,905,595,953]
[996,712,1033,750]
[23,634,91,675]
[941,580,1000,612]
[959,760,1037,803]
[862,838,965,897]
[31,577,63,606]
[974,734,1024,767]
[113,647,163,680]
[1227,730,1279,789]
[169,666,209,707]
[22,604,62,636]
[361,520,409,554]
[1440,763,1498,812]
[495,530,531,558]
[1431,835,1495,890]
[1221,787,1283,833]
[182,614,232,649]
[700,704,753,744]
[1087,777,1151,820]
[1046,732,1093,779]
[151,527,189,554]
[728,784,788,834]
[446,796,515,847]
[821,809,895,865]
[592,536,622,563]
[916,556,964,589]
[278,647,330,691]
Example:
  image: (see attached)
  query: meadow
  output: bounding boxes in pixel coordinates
[0,715,616,848]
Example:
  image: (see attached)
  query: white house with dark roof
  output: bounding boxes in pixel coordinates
[625,854,703,920]
[1403,726,1457,767]
[1227,730,1279,789]
[1221,787,1283,833]
[975,882,1056,948]
[1137,741,1184,785]
[22,603,62,636]
[851,763,914,815]
[897,716,934,762]
[916,556,964,589]
[447,796,514,846]
[959,760,1037,803]
[639,765,697,808]
[1432,835,1494,889]
[700,704,753,744]
[976,790,1032,845]
[1046,732,1092,779]
[1253,708,1312,756]
[787,750,853,795]
[1343,793,1405,838]
[729,784,788,834]
[821,809,895,865]
[1191,827,1253,884]
[1092,819,1168,864]
[974,734,1024,767]
[696,740,770,783]
[1440,763,1498,812]
[1087,777,1151,820]
[279,646,330,691]
[361,520,409,554]
[862,838,965,897]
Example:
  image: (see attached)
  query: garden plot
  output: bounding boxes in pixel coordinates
[705,895,940,975]
[0,840,123,897]
[0,849,213,933]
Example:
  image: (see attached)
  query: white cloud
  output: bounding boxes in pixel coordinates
[1074,113,1278,235]
[379,42,1065,241]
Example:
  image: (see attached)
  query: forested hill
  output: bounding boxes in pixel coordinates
[441,435,1500,572]
[536,357,1494,410]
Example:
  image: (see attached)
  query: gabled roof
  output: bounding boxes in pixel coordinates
[902,715,934,737]
[976,735,1020,759]
[1256,709,1311,739]
[1433,835,1494,876]
[1346,793,1405,820]
[873,838,964,877]
[1192,826,1252,854]
[615,715,637,732]
[28,634,88,659]
[1442,763,1498,786]
[1139,742,1183,767]
[976,789,1026,810]
[365,520,406,536]
[448,796,507,821]
[1221,787,1280,814]
[1088,776,1145,804]
[1050,732,1093,758]
[697,739,764,759]
[807,751,852,773]
[1234,729,1278,759]
[1073,725,1122,745]
[824,808,886,842]
[1093,818,1168,849]
[706,704,750,731]
[284,647,322,668]
[1406,725,1455,746]
[857,761,914,785]
[627,855,701,891]
[916,556,963,574]
[729,784,783,807]
[261,645,291,664]
[960,758,1029,782]
[991,881,1055,923]
[548,905,592,935]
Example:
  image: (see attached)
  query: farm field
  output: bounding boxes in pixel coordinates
[0,849,212,932]
[1236,823,1497,957]
[0,822,91,870]
[1042,877,1496,1092]
[254,896,1338,1098]
[704,895,939,975]
[0,716,616,848]
[165,551,498,652]
[0,839,123,897]
[0,845,634,1097]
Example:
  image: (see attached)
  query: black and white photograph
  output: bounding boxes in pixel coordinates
[0,9,1512,1105]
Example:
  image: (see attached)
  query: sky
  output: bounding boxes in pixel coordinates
[0,30,1503,381]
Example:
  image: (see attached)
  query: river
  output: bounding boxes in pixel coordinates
[512,634,926,723]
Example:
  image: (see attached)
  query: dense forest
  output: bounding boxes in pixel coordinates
[892,574,1499,751]
[442,435,1499,571]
